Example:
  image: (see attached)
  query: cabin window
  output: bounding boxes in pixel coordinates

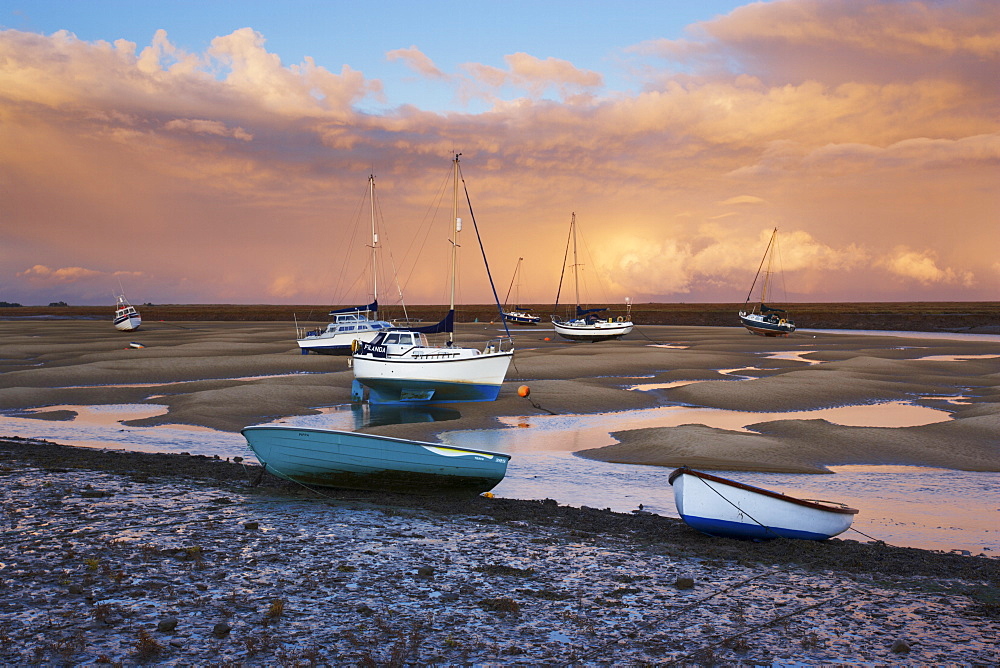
[385,333,401,345]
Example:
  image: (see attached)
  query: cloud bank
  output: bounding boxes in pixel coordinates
[1,0,997,307]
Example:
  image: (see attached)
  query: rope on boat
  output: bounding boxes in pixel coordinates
[694,475,784,539]
[696,475,893,546]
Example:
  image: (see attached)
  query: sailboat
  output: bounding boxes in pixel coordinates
[350,154,514,404]
[551,212,633,342]
[739,227,795,337]
[501,257,540,325]
[296,174,394,355]
[113,293,141,332]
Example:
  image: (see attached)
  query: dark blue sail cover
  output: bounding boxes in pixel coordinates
[760,303,786,314]
[330,300,378,316]
[576,306,607,317]
[404,309,455,334]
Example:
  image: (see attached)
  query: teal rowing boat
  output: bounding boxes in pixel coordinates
[241,426,510,495]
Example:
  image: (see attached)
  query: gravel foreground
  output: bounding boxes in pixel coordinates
[2,437,997,666]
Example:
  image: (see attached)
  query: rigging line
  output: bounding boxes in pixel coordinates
[553,215,574,310]
[396,165,451,299]
[745,227,776,305]
[695,475,783,539]
[371,183,410,321]
[459,168,512,343]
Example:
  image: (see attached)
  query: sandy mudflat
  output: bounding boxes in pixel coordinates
[1,320,999,664]
[1,319,999,473]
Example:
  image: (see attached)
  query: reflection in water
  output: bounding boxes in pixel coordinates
[268,403,461,430]
[913,354,1000,362]
[1,400,995,553]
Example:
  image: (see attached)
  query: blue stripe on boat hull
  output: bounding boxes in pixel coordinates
[679,513,835,541]
[361,378,502,404]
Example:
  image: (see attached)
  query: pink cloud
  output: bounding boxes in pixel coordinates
[1,1,998,305]
[386,46,446,79]
[17,265,103,283]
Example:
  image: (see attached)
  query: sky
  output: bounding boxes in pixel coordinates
[1,0,998,307]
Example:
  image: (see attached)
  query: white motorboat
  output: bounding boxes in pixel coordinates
[669,467,858,540]
[113,294,141,332]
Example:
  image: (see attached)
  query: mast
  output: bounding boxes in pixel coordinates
[369,174,378,311]
[571,212,580,312]
[449,154,462,343]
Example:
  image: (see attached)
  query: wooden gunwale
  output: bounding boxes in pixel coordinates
[668,467,859,515]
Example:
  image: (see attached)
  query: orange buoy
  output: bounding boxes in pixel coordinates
[517,385,530,398]
[543,337,551,341]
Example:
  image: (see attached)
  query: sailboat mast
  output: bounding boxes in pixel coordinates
[449,154,462,343]
[571,212,580,311]
[369,174,378,309]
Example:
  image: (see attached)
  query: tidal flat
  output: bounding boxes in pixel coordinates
[1,440,998,666]
[1,318,999,663]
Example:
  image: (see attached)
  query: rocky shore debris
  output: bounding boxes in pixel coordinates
[0,446,997,665]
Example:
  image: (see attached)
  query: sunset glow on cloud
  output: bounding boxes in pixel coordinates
[1,0,997,307]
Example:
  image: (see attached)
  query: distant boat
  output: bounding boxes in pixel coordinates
[297,174,394,355]
[113,293,141,332]
[739,228,795,336]
[242,425,510,494]
[501,257,540,325]
[551,212,633,342]
[351,154,514,404]
[668,467,858,540]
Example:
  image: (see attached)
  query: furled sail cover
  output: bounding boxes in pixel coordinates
[330,300,378,315]
[403,309,455,334]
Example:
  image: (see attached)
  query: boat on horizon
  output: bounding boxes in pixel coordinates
[551,212,633,342]
[242,425,510,494]
[501,258,541,325]
[296,174,395,355]
[668,467,858,541]
[350,154,514,404]
[113,293,141,332]
[739,228,795,337]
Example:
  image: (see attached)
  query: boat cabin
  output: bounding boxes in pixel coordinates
[314,312,392,337]
[370,330,430,350]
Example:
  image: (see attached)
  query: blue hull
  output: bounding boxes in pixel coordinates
[678,514,835,541]
[362,378,502,404]
[242,426,509,494]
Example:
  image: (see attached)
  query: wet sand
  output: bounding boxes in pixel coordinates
[1,320,999,663]
[2,320,999,473]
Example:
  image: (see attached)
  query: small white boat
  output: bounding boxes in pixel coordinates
[242,425,510,494]
[739,228,795,337]
[351,155,513,404]
[114,294,141,332]
[501,258,541,325]
[668,467,858,540]
[551,213,633,342]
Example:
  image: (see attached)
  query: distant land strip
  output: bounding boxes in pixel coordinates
[2,302,999,334]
